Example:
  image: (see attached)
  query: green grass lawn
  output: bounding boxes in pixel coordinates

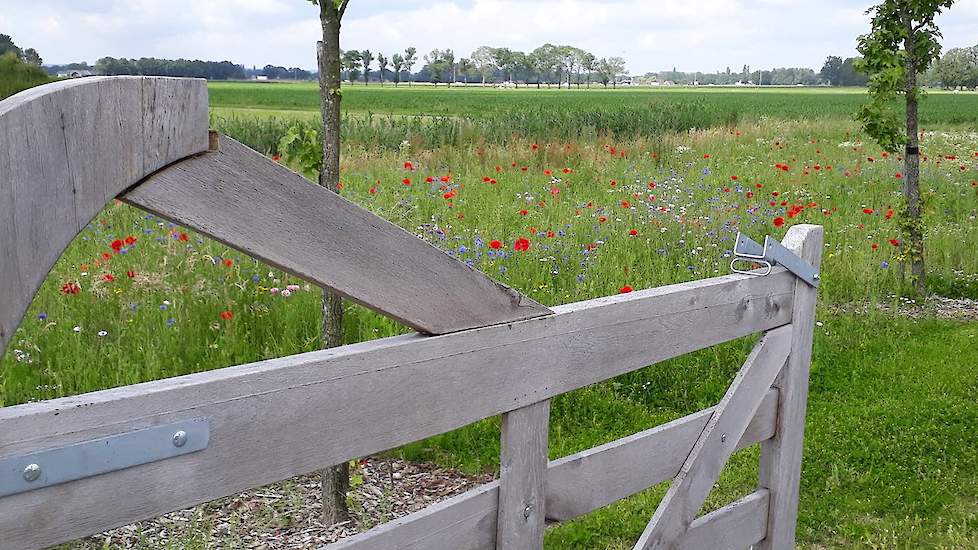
[3,82,978,548]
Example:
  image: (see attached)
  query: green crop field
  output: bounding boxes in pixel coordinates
[4,81,978,548]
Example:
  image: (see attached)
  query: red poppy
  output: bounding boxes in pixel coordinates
[220,310,234,320]
[519,209,529,216]
[619,285,633,294]
[124,235,137,245]
[628,229,638,236]
[513,237,531,251]
[102,274,115,282]
[544,169,553,176]
[703,154,711,159]
[871,243,879,250]
[520,166,528,171]
[531,143,539,151]
[368,187,377,195]
[895,173,903,179]
[224,259,233,268]
[440,175,451,183]
[272,154,281,162]
[730,175,738,181]
[127,270,136,278]
[61,282,80,295]
[425,176,434,183]
[110,239,124,253]
[101,252,112,260]
[621,201,630,208]
[489,240,502,249]
[889,239,901,247]
[403,161,414,170]
[885,209,894,220]
[599,216,608,223]
[402,178,411,185]
[179,232,189,242]
[863,208,874,215]
[773,217,785,228]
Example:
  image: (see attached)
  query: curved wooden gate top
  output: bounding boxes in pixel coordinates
[0,78,822,550]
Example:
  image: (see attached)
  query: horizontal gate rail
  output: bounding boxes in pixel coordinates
[0,268,794,548]
[328,389,781,550]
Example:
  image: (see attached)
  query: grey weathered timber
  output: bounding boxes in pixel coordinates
[0,77,208,357]
[327,481,500,550]
[635,325,793,549]
[0,271,793,549]
[757,224,824,550]
[123,137,551,335]
[681,489,770,550]
[497,400,550,549]
[326,399,779,550]
[545,389,778,522]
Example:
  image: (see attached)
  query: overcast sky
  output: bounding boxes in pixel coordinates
[2,0,977,74]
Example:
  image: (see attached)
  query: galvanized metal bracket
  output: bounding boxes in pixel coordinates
[0,418,208,497]
[730,232,820,287]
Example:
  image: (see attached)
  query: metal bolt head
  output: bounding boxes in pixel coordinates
[523,503,534,520]
[23,464,41,482]
[720,433,727,443]
[172,430,188,448]
[813,273,821,280]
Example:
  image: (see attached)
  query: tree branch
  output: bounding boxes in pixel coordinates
[338,0,350,19]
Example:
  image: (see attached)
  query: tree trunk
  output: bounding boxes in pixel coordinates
[316,4,350,524]
[903,20,926,293]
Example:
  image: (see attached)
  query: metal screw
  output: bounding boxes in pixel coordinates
[172,430,188,448]
[23,464,41,482]
[720,433,727,443]
[523,503,534,520]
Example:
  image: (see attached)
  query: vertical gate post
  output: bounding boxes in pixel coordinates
[497,399,551,549]
[757,224,824,549]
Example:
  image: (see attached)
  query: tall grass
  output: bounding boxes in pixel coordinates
[0,52,52,101]
[212,99,739,155]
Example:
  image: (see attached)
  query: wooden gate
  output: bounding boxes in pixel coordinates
[0,77,823,550]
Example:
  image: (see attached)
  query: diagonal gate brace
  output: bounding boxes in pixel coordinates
[634,325,793,550]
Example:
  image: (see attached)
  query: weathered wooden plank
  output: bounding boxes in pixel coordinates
[122,137,551,335]
[328,397,778,550]
[757,224,824,550]
[0,77,208,357]
[545,389,778,522]
[0,270,794,549]
[634,325,792,549]
[681,489,769,550]
[497,400,550,549]
[327,481,499,550]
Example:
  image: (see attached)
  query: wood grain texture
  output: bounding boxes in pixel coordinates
[327,481,499,550]
[122,137,551,335]
[497,400,550,549]
[545,389,778,522]
[757,224,824,550]
[0,270,794,549]
[635,325,793,550]
[326,401,778,550]
[681,489,769,550]
[0,77,208,357]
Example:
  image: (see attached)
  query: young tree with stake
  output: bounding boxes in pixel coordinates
[856,0,955,293]
[307,0,351,524]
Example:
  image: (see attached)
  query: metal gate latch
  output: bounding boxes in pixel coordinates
[730,232,820,287]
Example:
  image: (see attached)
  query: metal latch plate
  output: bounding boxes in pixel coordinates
[731,232,820,287]
[0,418,208,497]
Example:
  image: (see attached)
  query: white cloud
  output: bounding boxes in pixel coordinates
[4,0,978,73]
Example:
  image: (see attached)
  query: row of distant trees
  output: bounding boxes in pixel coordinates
[341,45,629,87]
[94,57,247,80]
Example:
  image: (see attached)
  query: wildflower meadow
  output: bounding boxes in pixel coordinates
[4,84,978,548]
